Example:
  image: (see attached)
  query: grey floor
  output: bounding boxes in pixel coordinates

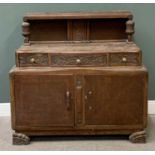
[0,115,155,151]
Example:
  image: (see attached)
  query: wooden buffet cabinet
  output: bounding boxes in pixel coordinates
[9,11,148,145]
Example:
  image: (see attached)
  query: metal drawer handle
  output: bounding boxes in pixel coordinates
[66,91,71,110]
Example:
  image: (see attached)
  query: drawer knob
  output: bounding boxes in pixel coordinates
[76,59,81,64]
[30,58,35,63]
[88,106,92,110]
[88,91,92,95]
[122,57,127,62]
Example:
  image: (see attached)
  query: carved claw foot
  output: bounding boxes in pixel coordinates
[13,133,30,145]
[129,130,146,143]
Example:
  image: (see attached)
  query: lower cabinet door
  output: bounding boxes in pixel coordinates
[12,74,74,129]
[84,72,147,127]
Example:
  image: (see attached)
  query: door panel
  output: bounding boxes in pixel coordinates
[14,74,74,128]
[84,73,146,126]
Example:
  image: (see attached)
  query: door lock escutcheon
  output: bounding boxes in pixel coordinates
[76,79,82,89]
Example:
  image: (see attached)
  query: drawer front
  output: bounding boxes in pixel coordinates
[109,53,141,66]
[18,54,49,67]
[50,54,107,67]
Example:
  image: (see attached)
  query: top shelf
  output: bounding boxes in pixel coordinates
[23,11,133,21]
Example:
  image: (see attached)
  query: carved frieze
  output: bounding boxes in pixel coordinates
[19,53,48,67]
[51,54,107,66]
[110,53,140,66]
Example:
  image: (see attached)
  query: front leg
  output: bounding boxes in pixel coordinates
[13,133,30,145]
[129,130,146,143]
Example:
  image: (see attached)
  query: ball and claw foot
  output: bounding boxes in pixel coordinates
[129,130,146,143]
[13,133,30,145]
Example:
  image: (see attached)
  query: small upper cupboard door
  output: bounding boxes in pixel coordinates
[13,74,74,128]
[84,72,147,127]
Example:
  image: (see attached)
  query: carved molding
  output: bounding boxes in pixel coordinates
[22,22,30,43]
[126,20,135,42]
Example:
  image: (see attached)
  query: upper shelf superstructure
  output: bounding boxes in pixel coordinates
[22,11,135,44]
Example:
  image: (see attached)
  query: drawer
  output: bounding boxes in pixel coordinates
[18,53,49,67]
[109,53,141,66]
[50,54,107,67]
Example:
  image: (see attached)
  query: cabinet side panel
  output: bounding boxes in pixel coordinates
[9,73,16,130]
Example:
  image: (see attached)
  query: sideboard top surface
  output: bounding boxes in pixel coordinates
[17,42,140,53]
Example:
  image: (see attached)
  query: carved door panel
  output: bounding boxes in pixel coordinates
[84,72,147,127]
[13,74,74,129]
